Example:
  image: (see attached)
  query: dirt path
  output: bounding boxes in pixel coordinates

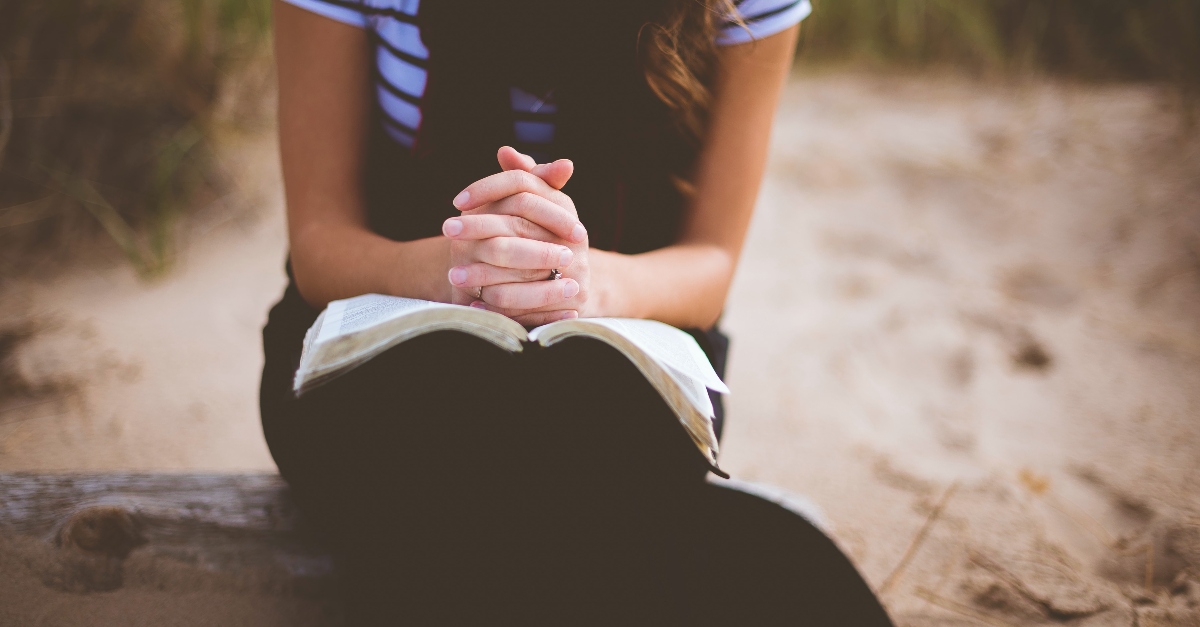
[2,73,1198,625]
[721,74,1200,625]
[0,131,286,470]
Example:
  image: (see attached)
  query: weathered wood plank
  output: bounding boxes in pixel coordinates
[0,471,340,627]
[0,472,332,578]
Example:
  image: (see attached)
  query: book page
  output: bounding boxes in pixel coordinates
[536,318,729,394]
[295,295,528,397]
[527,317,723,465]
[315,294,450,344]
[665,363,715,418]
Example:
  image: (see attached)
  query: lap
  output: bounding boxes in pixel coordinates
[261,327,710,525]
[257,289,891,626]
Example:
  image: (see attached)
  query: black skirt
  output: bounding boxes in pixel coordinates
[257,277,892,626]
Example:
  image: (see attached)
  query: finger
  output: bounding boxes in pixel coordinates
[468,300,578,327]
[476,278,580,310]
[473,236,574,270]
[448,263,556,288]
[531,159,573,190]
[453,169,574,216]
[510,309,579,327]
[496,146,536,172]
[465,192,585,243]
[496,146,573,190]
[467,284,586,318]
[442,214,558,242]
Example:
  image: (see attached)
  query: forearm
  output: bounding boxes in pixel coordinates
[591,244,734,328]
[587,26,800,330]
[290,222,451,308]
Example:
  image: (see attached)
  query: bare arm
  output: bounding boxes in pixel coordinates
[276,1,581,308]
[281,0,795,323]
[591,25,800,328]
[275,0,450,307]
[452,27,800,328]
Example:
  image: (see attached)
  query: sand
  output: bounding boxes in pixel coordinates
[1,72,1198,625]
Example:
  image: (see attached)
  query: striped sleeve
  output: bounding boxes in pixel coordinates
[280,0,368,28]
[716,0,812,46]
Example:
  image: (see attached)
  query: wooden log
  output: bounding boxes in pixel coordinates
[0,472,332,576]
[0,473,340,626]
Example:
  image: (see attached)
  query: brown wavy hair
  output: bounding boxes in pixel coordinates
[640,0,741,193]
[641,1,743,140]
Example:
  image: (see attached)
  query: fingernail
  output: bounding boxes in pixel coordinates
[448,267,468,285]
[570,223,587,243]
[452,190,470,209]
[560,310,579,320]
[469,300,487,309]
[562,280,579,299]
[558,248,573,267]
[443,218,463,237]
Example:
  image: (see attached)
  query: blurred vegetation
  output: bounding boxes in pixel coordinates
[798,0,1200,87]
[0,0,271,277]
[1,0,1197,276]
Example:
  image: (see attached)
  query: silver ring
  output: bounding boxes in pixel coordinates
[549,269,562,281]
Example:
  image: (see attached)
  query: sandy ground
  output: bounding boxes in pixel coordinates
[2,72,1199,625]
[0,130,286,471]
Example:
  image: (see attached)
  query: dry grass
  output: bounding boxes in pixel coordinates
[0,0,271,277]
[1,0,1197,277]
[799,0,1200,86]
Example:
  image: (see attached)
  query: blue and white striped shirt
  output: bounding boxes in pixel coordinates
[283,0,811,150]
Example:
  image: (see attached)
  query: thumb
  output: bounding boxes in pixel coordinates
[496,146,574,190]
[497,145,536,172]
[532,159,574,190]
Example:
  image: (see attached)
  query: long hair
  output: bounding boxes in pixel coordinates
[640,0,740,191]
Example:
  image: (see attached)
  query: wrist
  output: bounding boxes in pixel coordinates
[382,236,453,303]
[587,249,633,318]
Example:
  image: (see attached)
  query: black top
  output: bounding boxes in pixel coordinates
[365,0,692,253]
[266,1,729,428]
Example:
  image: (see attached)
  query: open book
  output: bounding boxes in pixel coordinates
[294,294,729,468]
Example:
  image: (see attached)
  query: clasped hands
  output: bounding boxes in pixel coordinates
[442,146,592,327]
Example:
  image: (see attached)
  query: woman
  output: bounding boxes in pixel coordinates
[262,0,893,624]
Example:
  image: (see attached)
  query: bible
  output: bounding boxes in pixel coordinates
[293,294,729,468]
